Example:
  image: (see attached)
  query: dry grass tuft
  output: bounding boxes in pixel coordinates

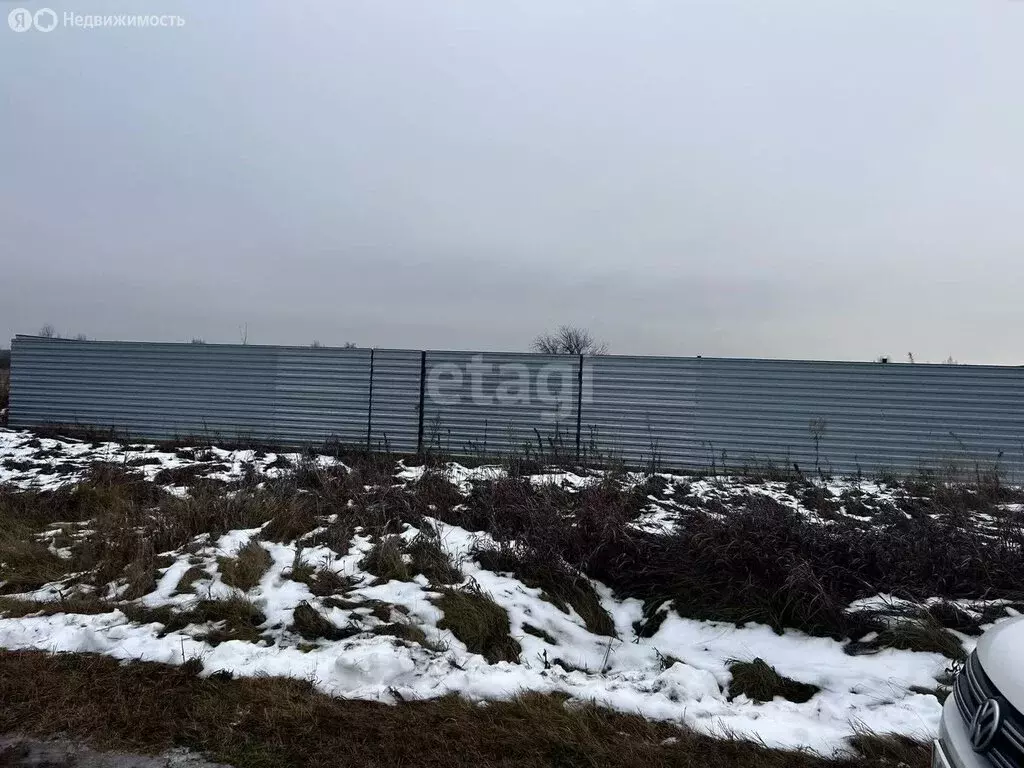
[727,658,820,703]
[870,615,967,661]
[373,621,444,650]
[174,565,209,595]
[847,732,932,766]
[521,623,557,644]
[217,540,273,591]
[475,543,615,637]
[360,536,410,582]
[290,601,354,641]
[288,564,354,597]
[194,595,267,644]
[261,499,319,543]
[0,533,70,594]
[408,531,461,584]
[152,464,207,486]
[120,594,267,644]
[408,470,465,516]
[0,594,114,618]
[436,585,521,664]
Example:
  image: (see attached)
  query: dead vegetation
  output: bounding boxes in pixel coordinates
[217,540,273,591]
[261,498,319,543]
[851,613,967,661]
[174,565,208,595]
[1,436,1021,659]
[435,585,522,664]
[285,553,354,597]
[289,601,353,641]
[0,650,931,768]
[0,368,8,422]
[3,436,1014,765]
[727,658,821,703]
[407,529,461,584]
[119,594,267,645]
[474,541,615,636]
[360,536,410,582]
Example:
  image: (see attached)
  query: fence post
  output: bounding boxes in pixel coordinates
[575,354,584,463]
[416,350,427,454]
[365,348,375,450]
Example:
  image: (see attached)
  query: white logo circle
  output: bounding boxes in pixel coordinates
[34,8,58,32]
[8,7,34,32]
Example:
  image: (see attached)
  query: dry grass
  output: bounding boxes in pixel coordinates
[521,623,557,644]
[436,585,522,664]
[727,658,820,703]
[1,438,1021,664]
[869,615,967,661]
[287,559,354,597]
[289,601,354,641]
[0,531,70,594]
[261,498,319,543]
[373,620,443,650]
[121,594,266,644]
[0,650,929,768]
[360,536,409,582]
[174,565,209,595]
[218,540,273,591]
[474,542,615,637]
[846,732,932,767]
[193,595,268,644]
[0,595,114,618]
[151,464,207,486]
[0,368,9,417]
[407,530,461,584]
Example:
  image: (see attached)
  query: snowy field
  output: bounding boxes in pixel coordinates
[0,427,1019,758]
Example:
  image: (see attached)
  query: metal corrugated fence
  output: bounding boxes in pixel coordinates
[421,351,580,458]
[9,336,1024,477]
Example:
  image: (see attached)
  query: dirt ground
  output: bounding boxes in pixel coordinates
[0,737,230,768]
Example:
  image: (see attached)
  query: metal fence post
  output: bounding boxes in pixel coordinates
[416,350,427,454]
[365,348,375,449]
[575,354,584,463]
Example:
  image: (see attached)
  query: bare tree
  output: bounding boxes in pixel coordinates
[310,340,323,348]
[531,325,608,355]
[39,324,58,338]
[74,333,88,341]
[190,338,206,344]
[342,342,357,349]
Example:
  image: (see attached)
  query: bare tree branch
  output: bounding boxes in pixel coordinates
[531,325,607,355]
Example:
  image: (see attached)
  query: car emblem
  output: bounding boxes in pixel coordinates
[969,698,1002,753]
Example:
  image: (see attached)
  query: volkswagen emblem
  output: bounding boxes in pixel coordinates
[969,698,1002,753]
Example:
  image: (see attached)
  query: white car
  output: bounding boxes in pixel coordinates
[934,615,1023,768]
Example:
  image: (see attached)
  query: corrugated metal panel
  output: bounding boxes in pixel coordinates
[9,337,1024,476]
[580,355,700,468]
[421,351,579,458]
[10,337,280,441]
[369,349,422,453]
[690,357,1024,476]
[9,337,372,446]
[273,347,370,445]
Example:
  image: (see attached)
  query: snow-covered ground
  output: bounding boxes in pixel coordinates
[0,427,1008,757]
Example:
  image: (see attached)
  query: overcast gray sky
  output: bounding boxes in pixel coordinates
[2,0,1022,362]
